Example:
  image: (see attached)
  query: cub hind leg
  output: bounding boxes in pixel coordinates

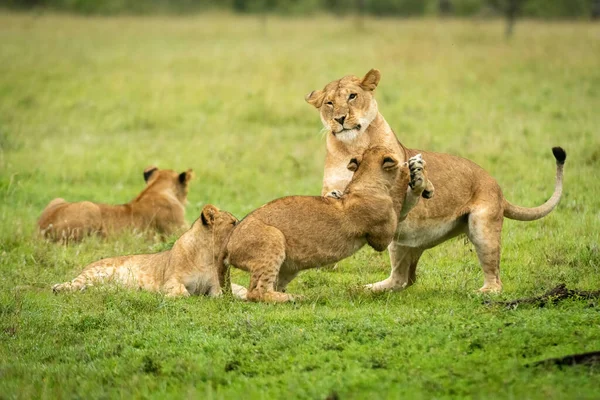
[229,222,294,303]
[52,257,140,293]
[52,264,114,293]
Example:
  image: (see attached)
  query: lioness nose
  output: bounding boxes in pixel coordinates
[334,116,346,125]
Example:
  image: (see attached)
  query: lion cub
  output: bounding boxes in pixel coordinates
[52,205,246,298]
[220,147,431,302]
[38,166,193,242]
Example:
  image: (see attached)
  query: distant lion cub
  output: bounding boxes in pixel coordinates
[38,166,193,242]
[220,147,432,302]
[53,205,247,298]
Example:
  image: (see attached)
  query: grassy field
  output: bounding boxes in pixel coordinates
[1,12,600,399]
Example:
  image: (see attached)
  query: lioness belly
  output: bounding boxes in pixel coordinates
[393,217,466,248]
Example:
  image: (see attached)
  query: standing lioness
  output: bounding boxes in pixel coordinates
[53,205,246,298]
[306,69,566,293]
[219,147,431,302]
[38,166,193,242]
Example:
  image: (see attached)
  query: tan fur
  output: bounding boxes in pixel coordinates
[307,69,566,293]
[219,147,431,302]
[38,167,194,242]
[52,205,247,298]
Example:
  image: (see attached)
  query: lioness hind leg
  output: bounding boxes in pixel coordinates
[365,244,423,292]
[468,209,503,293]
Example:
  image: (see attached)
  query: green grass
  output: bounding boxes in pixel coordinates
[1,12,600,399]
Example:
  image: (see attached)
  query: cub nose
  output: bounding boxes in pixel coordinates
[334,116,346,125]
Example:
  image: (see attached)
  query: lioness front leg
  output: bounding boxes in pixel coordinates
[365,246,423,292]
[400,154,434,219]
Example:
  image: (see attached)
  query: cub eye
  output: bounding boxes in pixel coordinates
[348,93,357,100]
[326,101,333,106]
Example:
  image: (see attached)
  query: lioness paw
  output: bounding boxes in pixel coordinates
[408,154,425,189]
[408,154,434,198]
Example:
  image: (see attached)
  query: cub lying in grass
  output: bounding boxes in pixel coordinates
[38,166,193,242]
[52,205,247,298]
[219,147,432,302]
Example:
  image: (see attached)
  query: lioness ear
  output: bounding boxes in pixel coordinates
[201,204,218,226]
[347,157,360,172]
[143,166,158,182]
[360,69,381,91]
[305,90,325,108]
[179,169,194,185]
[382,155,398,171]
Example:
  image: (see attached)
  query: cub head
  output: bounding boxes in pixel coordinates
[196,204,238,248]
[305,69,380,144]
[346,146,407,190]
[141,166,194,204]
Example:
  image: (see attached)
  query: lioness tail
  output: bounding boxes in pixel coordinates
[503,147,566,222]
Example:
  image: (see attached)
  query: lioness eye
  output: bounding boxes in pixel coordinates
[326,101,333,106]
[349,93,357,100]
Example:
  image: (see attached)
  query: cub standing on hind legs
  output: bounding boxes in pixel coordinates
[305,69,566,293]
[219,147,432,303]
[38,166,194,242]
[52,205,247,298]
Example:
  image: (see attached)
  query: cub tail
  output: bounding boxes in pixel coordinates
[503,147,566,222]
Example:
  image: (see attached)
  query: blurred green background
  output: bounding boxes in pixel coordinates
[1,0,598,18]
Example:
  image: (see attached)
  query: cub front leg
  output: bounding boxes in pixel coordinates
[400,154,435,219]
[162,281,192,297]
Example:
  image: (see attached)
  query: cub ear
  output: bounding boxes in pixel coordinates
[347,157,360,172]
[305,89,325,108]
[143,166,158,182]
[201,204,219,226]
[179,169,194,185]
[360,69,381,91]
[382,155,398,171]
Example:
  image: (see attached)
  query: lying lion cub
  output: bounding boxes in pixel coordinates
[306,69,566,293]
[38,166,193,242]
[219,147,431,302]
[52,205,247,298]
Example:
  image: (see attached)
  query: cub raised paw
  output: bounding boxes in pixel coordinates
[325,189,344,199]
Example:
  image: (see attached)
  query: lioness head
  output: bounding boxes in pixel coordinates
[142,166,194,204]
[305,69,380,143]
